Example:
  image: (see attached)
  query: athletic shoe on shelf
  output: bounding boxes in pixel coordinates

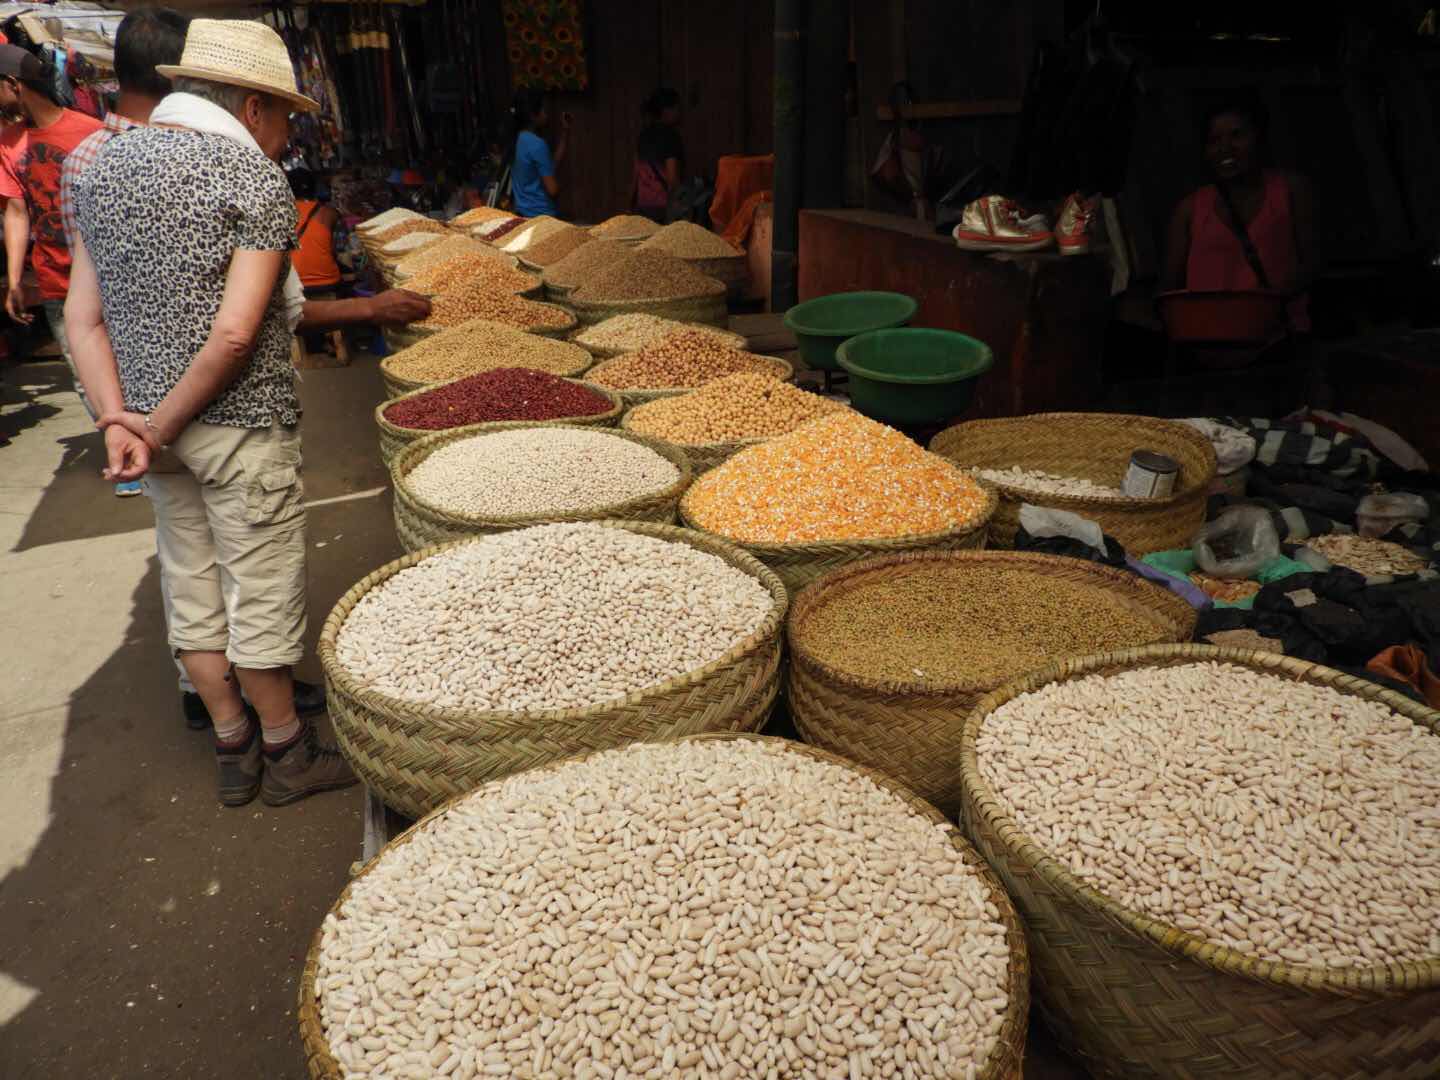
[114,480,143,497]
[1056,192,1098,255]
[952,195,1054,252]
[1016,211,1053,236]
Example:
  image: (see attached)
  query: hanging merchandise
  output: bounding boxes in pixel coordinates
[277,11,344,170]
[502,0,588,91]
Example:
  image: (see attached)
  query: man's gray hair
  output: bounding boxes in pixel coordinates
[172,76,256,117]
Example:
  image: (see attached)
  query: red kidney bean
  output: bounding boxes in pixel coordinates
[383,367,613,431]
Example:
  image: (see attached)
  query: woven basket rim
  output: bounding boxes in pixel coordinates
[391,422,692,530]
[571,320,748,357]
[317,520,786,732]
[930,412,1218,510]
[567,278,728,307]
[297,731,1030,1080]
[959,642,1440,996]
[374,377,623,441]
[787,550,1199,697]
[586,353,793,395]
[412,300,579,338]
[378,328,593,393]
[401,268,542,300]
[679,475,999,556]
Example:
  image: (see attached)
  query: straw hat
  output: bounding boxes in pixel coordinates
[156,19,319,113]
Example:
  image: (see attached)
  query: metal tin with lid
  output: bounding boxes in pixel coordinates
[1123,449,1179,498]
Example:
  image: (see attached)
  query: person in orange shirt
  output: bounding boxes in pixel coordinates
[288,167,342,355]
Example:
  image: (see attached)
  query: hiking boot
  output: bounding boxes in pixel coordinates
[1055,192,1097,255]
[182,678,326,732]
[952,195,1054,252]
[216,724,263,807]
[261,724,358,807]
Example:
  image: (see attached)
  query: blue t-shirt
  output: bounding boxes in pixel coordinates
[512,130,557,217]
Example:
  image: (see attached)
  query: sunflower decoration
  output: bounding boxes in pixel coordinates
[503,0,590,92]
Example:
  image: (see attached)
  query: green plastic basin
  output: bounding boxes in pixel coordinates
[836,328,993,426]
[783,291,919,371]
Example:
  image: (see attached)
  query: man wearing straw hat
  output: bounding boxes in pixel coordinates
[64,19,356,808]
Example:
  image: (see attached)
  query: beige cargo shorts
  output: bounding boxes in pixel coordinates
[143,422,307,669]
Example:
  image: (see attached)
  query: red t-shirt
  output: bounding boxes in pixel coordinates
[0,109,103,300]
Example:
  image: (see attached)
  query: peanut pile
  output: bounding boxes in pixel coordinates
[640,220,742,258]
[418,291,570,332]
[384,319,591,383]
[977,661,1440,968]
[405,427,679,520]
[573,313,746,355]
[570,251,724,303]
[334,524,768,712]
[627,373,846,445]
[797,562,1173,686]
[587,331,781,390]
[314,738,1014,1079]
[589,213,661,239]
[402,253,538,298]
[686,413,990,544]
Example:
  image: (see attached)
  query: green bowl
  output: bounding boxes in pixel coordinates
[782,291,918,371]
[836,328,993,426]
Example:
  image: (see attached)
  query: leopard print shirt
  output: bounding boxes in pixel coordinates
[74,127,300,428]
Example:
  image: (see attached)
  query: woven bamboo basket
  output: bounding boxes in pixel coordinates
[390,422,692,553]
[566,287,728,329]
[680,482,999,596]
[572,320,749,360]
[787,551,1197,816]
[297,731,1030,1080]
[587,353,793,407]
[686,252,748,299]
[929,413,1217,555]
[618,423,765,474]
[374,378,623,466]
[315,524,787,819]
[543,278,577,302]
[380,334,593,403]
[960,643,1440,1079]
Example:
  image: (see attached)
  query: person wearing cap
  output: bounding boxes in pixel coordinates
[0,43,102,430]
[65,19,356,808]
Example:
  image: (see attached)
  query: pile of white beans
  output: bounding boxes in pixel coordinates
[970,466,1125,500]
[335,524,772,712]
[314,739,1013,1079]
[406,429,680,519]
[977,662,1440,968]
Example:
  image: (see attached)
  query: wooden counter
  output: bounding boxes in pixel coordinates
[798,209,1112,418]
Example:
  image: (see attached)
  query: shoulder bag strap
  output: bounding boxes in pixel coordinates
[1214,181,1272,291]
[297,201,324,239]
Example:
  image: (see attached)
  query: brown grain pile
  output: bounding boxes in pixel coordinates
[640,220,741,258]
[403,252,539,297]
[450,206,513,228]
[395,236,490,277]
[589,214,661,239]
[501,216,567,253]
[384,319,592,383]
[371,218,447,245]
[543,240,633,288]
[418,290,572,332]
[522,224,593,267]
[587,330,782,390]
[570,250,725,302]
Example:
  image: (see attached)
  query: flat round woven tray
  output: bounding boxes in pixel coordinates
[960,643,1440,1079]
[680,481,998,596]
[297,731,1030,1080]
[374,378,622,467]
[390,422,692,553]
[378,332,593,400]
[929,412,1217,555]
[571,320,749,360]
[787,551,1197,816]
[586,353,793,407]
[565,288,728,329]
[316,524,788,819]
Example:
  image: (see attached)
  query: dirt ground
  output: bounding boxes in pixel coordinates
[0,350,1088,1079]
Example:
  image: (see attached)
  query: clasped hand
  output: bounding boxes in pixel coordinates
[96,410,162,482]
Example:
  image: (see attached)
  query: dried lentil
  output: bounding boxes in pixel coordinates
[382,369,613,431]
[971,465,1126,500]
[573,312,746,353]
[799,564,1174,686]
[1308,533,1429,577]
[570,250,724,302]
[385,319,590,383]
[627,372,845,444]
[639,219,742,258]
[587,330,782,390]
[402,252,538,298]
[589,212,661,238]
[371,217,447,246]
[314,738,1013,1079]
[687,412,989,543]
[979,661,1440,968]
[521,223,592,266]
[334,524,766,711]
[417,290,568,332]
[405,427,679,520]
[501,215,567,253]
[541,238,633,288]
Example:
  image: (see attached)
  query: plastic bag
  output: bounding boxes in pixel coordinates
[1192,506,1281,579]
[1356,493,1430,538]
[1182,418,1257,476]
[1017,505,1106,557]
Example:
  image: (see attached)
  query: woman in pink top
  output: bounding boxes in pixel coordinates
[1164,98,1316,332]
